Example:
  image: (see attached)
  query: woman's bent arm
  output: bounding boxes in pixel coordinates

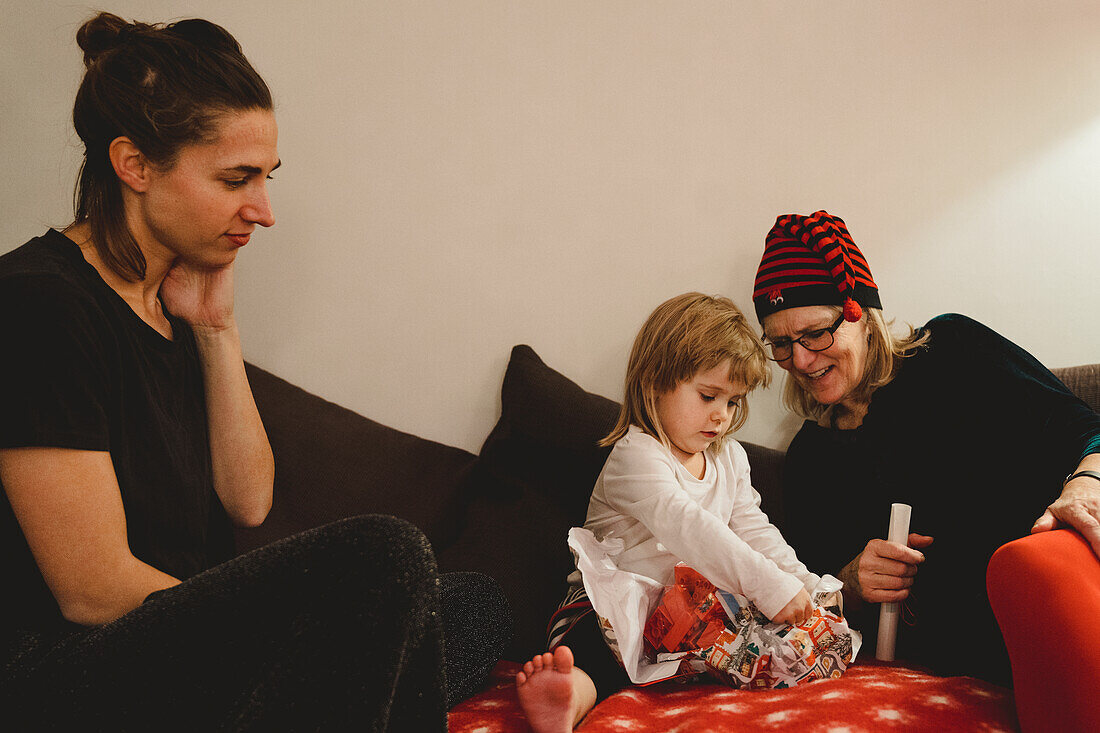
[192,321,274,527]
[160,261,274,528]
[0,447,179,625]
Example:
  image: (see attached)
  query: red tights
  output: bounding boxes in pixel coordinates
[987,529,1100,733]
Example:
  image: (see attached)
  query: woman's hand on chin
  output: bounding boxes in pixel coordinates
[838,533,934,608]
[160,260,235,331]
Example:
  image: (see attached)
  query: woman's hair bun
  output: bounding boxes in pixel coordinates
[167,18,242,54]
[75,12,151,66]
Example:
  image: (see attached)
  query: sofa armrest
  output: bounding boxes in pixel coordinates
[1050,363,1100,414]
[987,530,1100,732]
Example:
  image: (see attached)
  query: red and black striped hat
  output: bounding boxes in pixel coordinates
[753,210,881,324]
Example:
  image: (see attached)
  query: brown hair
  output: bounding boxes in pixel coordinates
[601,292,771,451]
[72,12,273,281]
[782,306,930,424]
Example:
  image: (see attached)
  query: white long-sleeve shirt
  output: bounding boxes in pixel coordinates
[570,426,820,620]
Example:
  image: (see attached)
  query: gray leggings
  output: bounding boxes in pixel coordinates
[2,515,510,732]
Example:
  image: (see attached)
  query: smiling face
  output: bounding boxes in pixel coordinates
[134,107,280,269]
[763,305,871,413]
[655,361,748,468]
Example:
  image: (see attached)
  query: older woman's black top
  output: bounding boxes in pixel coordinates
[0,230,233,637]
[781,313,1100,683]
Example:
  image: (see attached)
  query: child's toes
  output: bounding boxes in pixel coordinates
[552,645,574,673]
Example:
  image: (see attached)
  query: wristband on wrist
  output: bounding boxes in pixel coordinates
[1063,470,1100,487]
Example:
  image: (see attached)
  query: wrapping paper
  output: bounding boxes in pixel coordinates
[569,528,676,683]
[569,527,861,688]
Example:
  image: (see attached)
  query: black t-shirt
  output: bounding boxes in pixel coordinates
[782,313,1100,682]
[0,230,233,633]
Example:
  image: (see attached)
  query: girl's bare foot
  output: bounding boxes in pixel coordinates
[515,646,595,733]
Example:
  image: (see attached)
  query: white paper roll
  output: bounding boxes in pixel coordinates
[875,502,912,661]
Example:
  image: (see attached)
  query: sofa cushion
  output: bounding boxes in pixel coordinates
[437,345,619,659]
[475,345,620,518]
[237,363,477,554]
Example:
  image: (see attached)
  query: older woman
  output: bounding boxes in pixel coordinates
[751,210,1100,685]
[0,12,507,731]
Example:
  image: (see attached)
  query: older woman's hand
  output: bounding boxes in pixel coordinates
[837,533,933,609]
[1032,459,1100,557]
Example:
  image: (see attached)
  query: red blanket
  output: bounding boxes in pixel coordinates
[450,661,1017,732]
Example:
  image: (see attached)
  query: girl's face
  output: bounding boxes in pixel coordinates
[762,305,870,411]
[656,361,748,467]
[135,107,280,269]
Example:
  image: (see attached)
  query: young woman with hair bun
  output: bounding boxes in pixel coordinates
[0,12,508,731]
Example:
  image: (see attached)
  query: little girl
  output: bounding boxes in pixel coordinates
[516,292,824,732]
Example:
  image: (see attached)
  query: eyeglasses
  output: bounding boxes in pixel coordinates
[763,313,846,362]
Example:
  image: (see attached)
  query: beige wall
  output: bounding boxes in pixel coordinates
[4,1,1099,454]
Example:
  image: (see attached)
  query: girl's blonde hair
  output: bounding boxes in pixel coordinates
[601,292,770,451]
[782,306,930,425]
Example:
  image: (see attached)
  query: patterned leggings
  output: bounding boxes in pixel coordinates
[2,515,510,732]
[548,585,630,701]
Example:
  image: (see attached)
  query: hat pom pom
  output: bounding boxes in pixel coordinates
[843,297,862,322]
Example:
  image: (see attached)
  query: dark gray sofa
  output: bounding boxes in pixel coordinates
[237,347,1100,664]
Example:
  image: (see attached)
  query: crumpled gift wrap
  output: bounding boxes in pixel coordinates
[569,528,861,688]
[679,572,861,688]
